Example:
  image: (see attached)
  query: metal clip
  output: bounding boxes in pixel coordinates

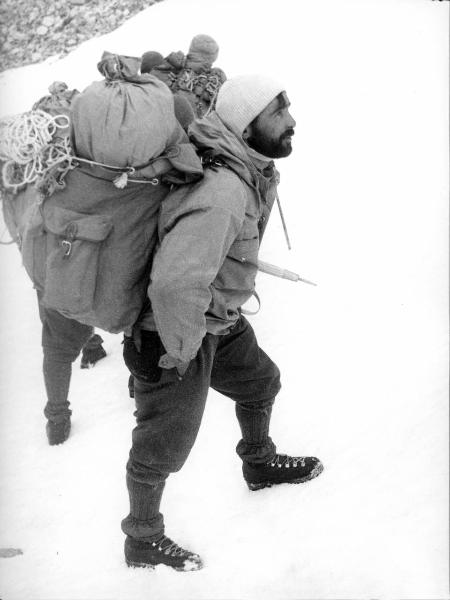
[62,240,72,257]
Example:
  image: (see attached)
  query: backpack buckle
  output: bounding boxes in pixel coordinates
[62,240,72,257]
[62,222,77,257]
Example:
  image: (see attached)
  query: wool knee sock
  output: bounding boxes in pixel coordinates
[122,474,165,540]
[235,399,274,444]
[235,399,276,463]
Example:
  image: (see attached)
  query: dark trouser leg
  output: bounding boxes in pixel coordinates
[122,331,217,541]
[42,352,73,422]
[38,292,93,422]
[210,316,281,464]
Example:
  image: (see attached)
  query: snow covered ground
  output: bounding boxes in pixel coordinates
[0,0,448,598]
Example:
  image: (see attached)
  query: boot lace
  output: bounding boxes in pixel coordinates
[267,454,307,469]
[151,535,189,558]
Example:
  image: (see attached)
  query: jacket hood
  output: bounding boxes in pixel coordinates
[188,112,270,188]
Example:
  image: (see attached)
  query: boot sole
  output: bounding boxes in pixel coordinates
[246,462,324,491]
[126,558,203,572]
[126,559,156,570]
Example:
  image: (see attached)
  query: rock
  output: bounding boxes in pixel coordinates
[0,0,166,72]
[0,548,23,558]
[61,15,74,26]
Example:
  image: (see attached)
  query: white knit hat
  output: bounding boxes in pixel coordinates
[188,34,219,64]
[215,74,285,136]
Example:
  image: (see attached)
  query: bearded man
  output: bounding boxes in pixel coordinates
[122,74,324,571]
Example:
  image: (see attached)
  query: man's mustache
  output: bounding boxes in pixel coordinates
[281,128,295,139]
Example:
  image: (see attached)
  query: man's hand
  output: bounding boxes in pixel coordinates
[158,353,190,377]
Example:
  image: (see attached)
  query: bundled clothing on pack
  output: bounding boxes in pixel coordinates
[148,34,227,118]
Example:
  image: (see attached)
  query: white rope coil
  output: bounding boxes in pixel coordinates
[0,110,71,191]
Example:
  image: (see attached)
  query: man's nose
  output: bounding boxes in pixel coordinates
[288,112,296,129]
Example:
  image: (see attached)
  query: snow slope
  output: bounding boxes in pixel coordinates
[0,0,448,598]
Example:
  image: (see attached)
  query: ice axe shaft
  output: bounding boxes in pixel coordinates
[257,260,317,286]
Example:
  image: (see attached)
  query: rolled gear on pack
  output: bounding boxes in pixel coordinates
[148,51,186,88]
[175,34,227,118]
[150,35,227,118]
[2,53,203,335]
[32,81,79,140]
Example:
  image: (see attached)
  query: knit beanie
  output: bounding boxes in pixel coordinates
[215,74,285,136]
[141,51,164,74]
[187,34,219,65]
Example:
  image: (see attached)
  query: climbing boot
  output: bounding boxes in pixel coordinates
[243,453,324,491]
[80,334,107,369]
[46,418,71,446]
[125,535,203,571]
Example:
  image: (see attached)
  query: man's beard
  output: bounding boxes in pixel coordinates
[246,128,294,159]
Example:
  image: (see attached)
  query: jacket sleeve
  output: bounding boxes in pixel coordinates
[149,180,245,364]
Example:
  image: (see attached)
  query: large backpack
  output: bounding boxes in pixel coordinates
[1,53,203,334]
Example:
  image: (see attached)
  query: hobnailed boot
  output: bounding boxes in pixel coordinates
[46,418,71,445]
[243,454,324,491]
[125,535,204,571]
[80,334,107,369]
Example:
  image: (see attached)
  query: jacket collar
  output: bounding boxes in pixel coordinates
[189,113,277,189]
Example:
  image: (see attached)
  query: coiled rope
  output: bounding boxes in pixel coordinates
[174,70,222,116]
[0,110,71,192]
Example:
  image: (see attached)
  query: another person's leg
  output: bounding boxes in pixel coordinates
[38,293,93,444]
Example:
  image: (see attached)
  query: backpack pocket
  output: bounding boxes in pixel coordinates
[41,207,113,315]
[21,202,47,291]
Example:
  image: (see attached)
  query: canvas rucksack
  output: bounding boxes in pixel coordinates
[0,53,203,334]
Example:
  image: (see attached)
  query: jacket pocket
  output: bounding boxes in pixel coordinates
[41,207,113,315]
[214,238,259,292]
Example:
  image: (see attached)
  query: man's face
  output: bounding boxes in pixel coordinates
[245,92,296,159]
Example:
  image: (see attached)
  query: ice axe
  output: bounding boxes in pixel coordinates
[257,260,317,287]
